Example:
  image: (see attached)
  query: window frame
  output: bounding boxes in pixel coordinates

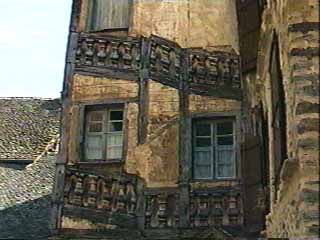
[79,102,128,164]
[190,112,241,181]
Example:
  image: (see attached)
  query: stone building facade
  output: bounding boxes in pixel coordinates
[241,0,320,238]
[52,0,319,239]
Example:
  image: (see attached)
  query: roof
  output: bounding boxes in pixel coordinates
[0,97,60,162]
[0,138,58,239]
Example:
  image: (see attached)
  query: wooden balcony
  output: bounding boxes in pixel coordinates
[75,34,242,100]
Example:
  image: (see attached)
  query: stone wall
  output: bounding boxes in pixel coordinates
[244,0,319,237]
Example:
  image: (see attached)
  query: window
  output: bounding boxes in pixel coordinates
[193,119,236,180]
[87,0,132,32]
[84,106,124,162]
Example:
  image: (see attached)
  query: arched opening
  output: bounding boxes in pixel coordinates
[269,33,288,201]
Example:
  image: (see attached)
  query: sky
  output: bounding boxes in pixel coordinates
[0,0,72,98]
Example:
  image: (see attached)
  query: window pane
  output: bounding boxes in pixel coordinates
[90,111,104,121]
[109,122,123,132]
[110,110,123,121]
[217,122,233,135]
[194,165,211,179]
[194,151,212,179]
[107,146,123,159]
[107,134,123,146]
[195,123,211,136]
[195,137,211,147]
[216,147,235,178]
[85,136,103,160]
[217,136,233,145]
[89,122,103,132]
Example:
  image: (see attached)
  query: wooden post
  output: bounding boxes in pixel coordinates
[50,0,80,234]
[178,49,191,228]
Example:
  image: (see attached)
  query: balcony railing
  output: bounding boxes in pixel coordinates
[75,34,242,100]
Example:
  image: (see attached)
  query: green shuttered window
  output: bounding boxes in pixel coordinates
[88,0,131,31]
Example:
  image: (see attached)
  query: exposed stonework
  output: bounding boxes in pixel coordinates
[242,0,320,238]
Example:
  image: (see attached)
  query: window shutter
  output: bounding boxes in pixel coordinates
[78,105,85,161]
[236,0,264,72]
[90,0,131,31]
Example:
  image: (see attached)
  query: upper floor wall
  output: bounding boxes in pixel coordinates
[76,0,239,51]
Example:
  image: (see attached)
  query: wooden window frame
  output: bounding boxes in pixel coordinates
[190,112,241,181]
[78,101,129,164]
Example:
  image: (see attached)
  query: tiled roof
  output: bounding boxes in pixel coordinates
[0,138,58,239]
[0,97,60,161]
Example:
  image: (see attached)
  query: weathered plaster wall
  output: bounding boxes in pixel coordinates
[126,81,180,188]
[245,0,319,237]
[189,95,241,113]
[131,0,239,50]
[72,74,138,102]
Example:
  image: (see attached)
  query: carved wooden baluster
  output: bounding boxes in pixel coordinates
[206,57,219,86]
[111,179,119,212]
[219,58,231,85]
[150,195,159,228]
[169,50,176,80]
[212,195,223,226]
[87,175,98,208]
[131,44,139,70]
[194,196,201,227]
[96,40,107,66]
[231,59,240,88]
[116,180,127,213]
[117,43,125,69]
[191,55,200,84]
[77,39,87,65]
[154,45,163,74]
[100,179,112,211]
[189,195,196,228]
[75,39,84,65]
[85,39,94,65]
[72,174,84,206]
[122,43,132,69]
[126,182,136,214]
[145,195,152,228]
[157,194,168,228]
[82,176,90,207]
[104,42,112,67]
[166,194,177,227]
[198,195,210,227]
[110,42,120,68]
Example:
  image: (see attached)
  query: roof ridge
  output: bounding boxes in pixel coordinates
[0,97,59,100]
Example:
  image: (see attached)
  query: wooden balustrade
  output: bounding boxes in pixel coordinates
[74,34,242,99]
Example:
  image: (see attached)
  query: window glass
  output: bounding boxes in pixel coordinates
[217,122,233,135]
[85,135,103,160]
[110,110,123,121]
[195,123,211,136]
[193,119,236,179]
[194,151,212,179]
[90,111,104,121]
[89,122,103,133]
[196,138,211,147]
[217,136,233,145]
[84,107,124,161]
[109,122,123,132]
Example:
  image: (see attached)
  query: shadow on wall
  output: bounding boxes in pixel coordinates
[0,195,52,240]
